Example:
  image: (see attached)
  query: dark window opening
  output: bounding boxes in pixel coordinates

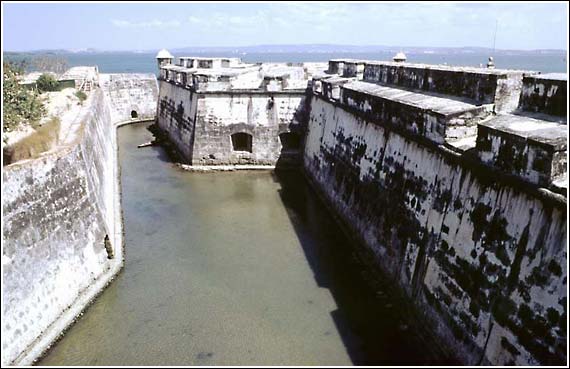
[279,132,301,151]
[198,60,213,68]
[231,133,253,152]
[131,110,138,119]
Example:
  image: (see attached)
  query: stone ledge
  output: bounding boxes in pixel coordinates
[339,81,492,144]
[476,114,567,187]
[363,61,529,107]
[160,62,315,93]
[177,164,276,172]
[311,74,355,100]
[519,73,567,117]
[312,94,567,205]
[327,59,366,79]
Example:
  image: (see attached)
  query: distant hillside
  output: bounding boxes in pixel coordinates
[4,44,567,55]
[170,44,567,55]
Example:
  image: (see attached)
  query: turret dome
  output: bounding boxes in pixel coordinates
[156,49,174,59]
[393,52,407,62]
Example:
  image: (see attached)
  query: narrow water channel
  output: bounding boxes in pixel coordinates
[38,122,449,366]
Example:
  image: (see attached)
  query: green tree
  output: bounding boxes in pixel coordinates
[36,73,60,92]
[3,61,46,140]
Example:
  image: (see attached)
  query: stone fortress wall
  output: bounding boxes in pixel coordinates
[2,50,566,366]
[305,59,567,365]
[155,55,326,166]
[157,52,567,365]
[99,73,158,123]
[2,70,158,366]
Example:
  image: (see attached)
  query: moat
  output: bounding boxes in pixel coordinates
[37,122,450,366]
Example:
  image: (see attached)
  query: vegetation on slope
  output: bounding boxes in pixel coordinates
[3,117,61,165]
[3,56,71,164]
[3,61,46,140]
[36,73,60,93]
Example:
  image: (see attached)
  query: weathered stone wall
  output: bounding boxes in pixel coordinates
[156,80,198,161]
[191,92,307,165]
[156,81,308,165]
[362,61,526,113]
[153,57,565,365]
[476,115,567,187]
[2,89,122,365]
[339,81,492,145]
[99,73,158,123]
[2,74,158,366]
[519,74,567,117]
[303,95,566,365]
[156,57,325,166]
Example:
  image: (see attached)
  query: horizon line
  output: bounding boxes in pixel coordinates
[4,44,568,54]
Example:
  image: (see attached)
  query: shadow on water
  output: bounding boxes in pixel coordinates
[144,117,456,365]
[142,121,457,365]
[150,142,174,164]
[271,169,458,366]
[36,122,462,366]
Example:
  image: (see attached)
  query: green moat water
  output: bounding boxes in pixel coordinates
[38,122,449,366]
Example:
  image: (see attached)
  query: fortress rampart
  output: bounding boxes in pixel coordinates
[2,72,158,366]
[156,54,567,365]
[2,52,565,366]
[305,59,566,365]
[155,57,325,166]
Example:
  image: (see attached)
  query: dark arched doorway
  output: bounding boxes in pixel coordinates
[131,110,138,119]
[231,133,253,152]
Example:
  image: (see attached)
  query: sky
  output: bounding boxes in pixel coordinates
[2,2,568,52]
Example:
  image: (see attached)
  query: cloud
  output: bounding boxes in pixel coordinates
[111,19,181,29]
[184,4,352,34]
[116,3,566,49]
[187,11,271,33]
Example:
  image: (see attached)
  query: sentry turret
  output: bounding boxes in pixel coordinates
[156,49,174,70]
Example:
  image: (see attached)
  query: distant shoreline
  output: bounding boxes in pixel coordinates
[4,45,567,55]
[4,49,566,74]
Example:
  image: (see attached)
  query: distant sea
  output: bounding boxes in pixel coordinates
[4,51,568,74]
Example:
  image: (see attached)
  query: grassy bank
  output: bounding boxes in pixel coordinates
[3,117,61,165]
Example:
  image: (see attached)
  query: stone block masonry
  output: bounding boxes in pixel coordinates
[99,73,158,123]
[304,96,566,365]
[156,54,567,365]
[156,56,324,166]
[190,93,307,165]
[2,72,158,365]
[519,73,567,117]
[361,61,527,113]
[476,115,567,188]
[303,60,567,365]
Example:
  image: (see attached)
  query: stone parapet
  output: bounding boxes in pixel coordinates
[338,81,493,145]
[363,61,529,112]
[159,57,325,94]
[313,59,567,190]
[327,59,367,79]
[476,114,567,187]
[519,73,567,117]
